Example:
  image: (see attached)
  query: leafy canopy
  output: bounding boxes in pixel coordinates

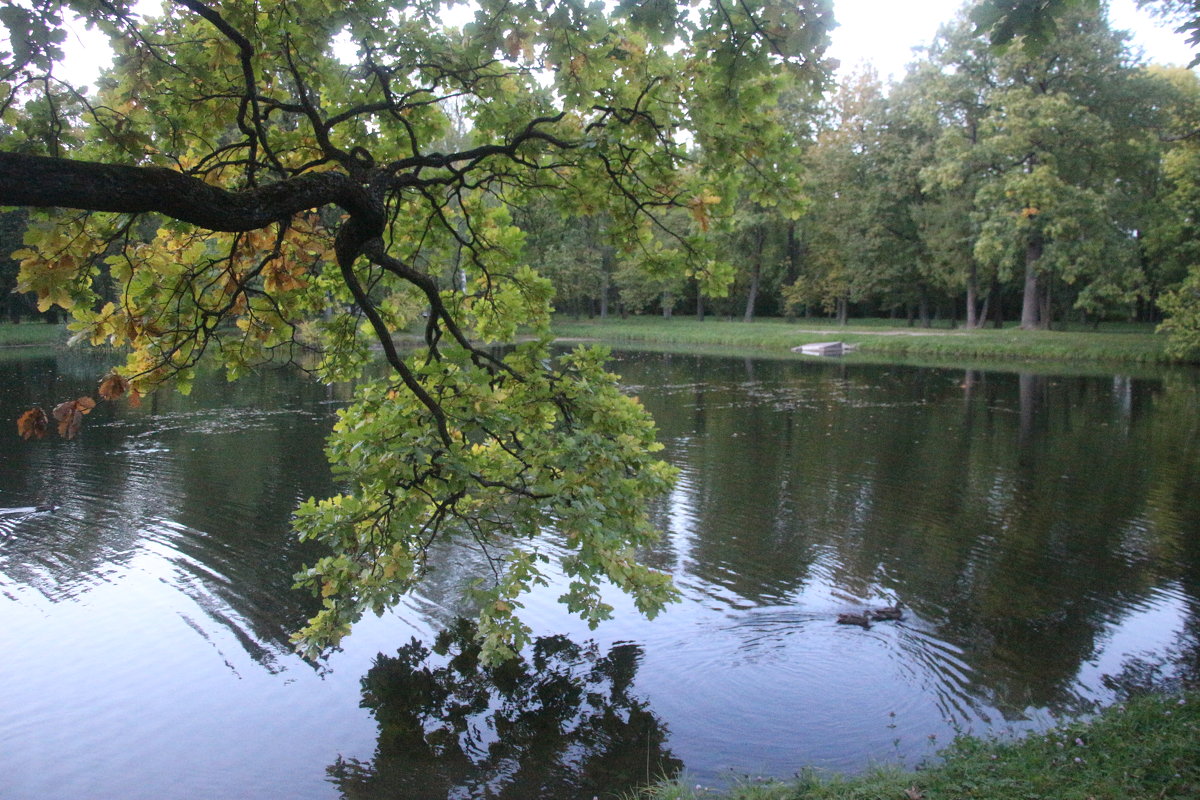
[1,0,832,661]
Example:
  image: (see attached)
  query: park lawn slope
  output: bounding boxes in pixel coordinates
[552,318,1176,365]
[0,322,67,347]
[637,691,1200,800]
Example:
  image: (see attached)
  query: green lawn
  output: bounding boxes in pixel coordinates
[552,317,1177,365]
[636,691,1199,800]
[0,322,67,348]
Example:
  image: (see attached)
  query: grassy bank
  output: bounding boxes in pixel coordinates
[552,317,1178,365]
[637,692,1199,800]
[0,322,67,348]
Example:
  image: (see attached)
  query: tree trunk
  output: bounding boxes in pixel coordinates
[836,296,848,325]
[786,221,801,283]
[742,270,760,322]
[696,288,705,321]
[743,227,764,323]
[918,286,931,328]
[599,263,610,319]
[1020,230,1044,330]
[1039,272,1052,331]
[965,263,980,329]
[990,279,1004,329]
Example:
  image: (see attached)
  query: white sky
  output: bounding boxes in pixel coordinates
[52,0,1197,92]
[829,0,1197,82]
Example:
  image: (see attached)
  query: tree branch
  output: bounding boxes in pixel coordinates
[0,151,369,230]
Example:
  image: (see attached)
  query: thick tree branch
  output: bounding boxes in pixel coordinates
[0,151,369,230]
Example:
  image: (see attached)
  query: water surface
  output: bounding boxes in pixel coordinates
[2,346,1198,798]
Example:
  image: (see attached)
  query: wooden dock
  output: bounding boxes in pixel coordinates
[792,341,857,357]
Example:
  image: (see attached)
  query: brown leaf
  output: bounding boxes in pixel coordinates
[98,373,128,401]
[17,407,49,440]
[904,787,924,800]
[52,397,97,440]
[128,388,142,409]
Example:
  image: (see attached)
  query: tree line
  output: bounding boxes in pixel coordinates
[518,4,1200,355]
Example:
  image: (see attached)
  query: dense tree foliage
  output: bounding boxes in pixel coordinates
[522,2,1200,338]
[1,0,834,660]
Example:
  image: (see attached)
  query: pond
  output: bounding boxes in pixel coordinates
[2,345,1198,799]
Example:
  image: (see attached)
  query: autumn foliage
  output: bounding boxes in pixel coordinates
[16,407,48,440]
[15,372,137,441]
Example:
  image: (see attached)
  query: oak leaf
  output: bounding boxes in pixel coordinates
[17,407,49,440]
[98,372,129,401]
[52,396,97,440]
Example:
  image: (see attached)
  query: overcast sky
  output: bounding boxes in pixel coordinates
[828,0,1197,82]
[51,0,1198,92]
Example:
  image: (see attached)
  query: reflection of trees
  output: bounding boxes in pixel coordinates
[1102,611,1200,697]
[330,618,680,800]
[0,351,336,666]
[615,350,1200,717]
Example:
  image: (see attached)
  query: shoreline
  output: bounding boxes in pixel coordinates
[550,317,1185,368]
[637,691,1199,800]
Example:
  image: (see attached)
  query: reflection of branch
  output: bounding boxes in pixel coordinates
[330,620,680,798]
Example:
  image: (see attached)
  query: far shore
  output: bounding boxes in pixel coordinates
[550,316,1183,367]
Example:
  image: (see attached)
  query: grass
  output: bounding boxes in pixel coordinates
[633,691,1200,800]
[551,317,1180,366]
[0,322,68,348]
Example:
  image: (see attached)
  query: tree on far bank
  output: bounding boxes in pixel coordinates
[923,5,1159,329]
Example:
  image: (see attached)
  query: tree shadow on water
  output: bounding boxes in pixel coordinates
[329,618,682,800]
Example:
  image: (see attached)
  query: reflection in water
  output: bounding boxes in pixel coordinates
[3,347,1200,798]
[0,353,333,666]
[616,351,1200,724]
[330,618,680,800]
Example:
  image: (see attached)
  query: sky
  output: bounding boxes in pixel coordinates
[828,0,1197,82]
[51,0,1198,92]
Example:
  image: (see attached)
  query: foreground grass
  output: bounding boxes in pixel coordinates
[636,692,1199,800]
[552,317,1178,365]
[0,322,68,347]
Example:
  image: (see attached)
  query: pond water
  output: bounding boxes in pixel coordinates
[2,345,1199,799]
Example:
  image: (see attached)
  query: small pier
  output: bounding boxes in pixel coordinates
[792,341,857,357]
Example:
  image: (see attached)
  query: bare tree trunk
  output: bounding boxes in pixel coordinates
[1020,231,1044,330]
[743,227,764,323]
[599,260,610,319]
[965,262,980,328]
[990,279,1004,329]
[742,270,760,322]
[786,221,801,282]
[1039,273,1052,331]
